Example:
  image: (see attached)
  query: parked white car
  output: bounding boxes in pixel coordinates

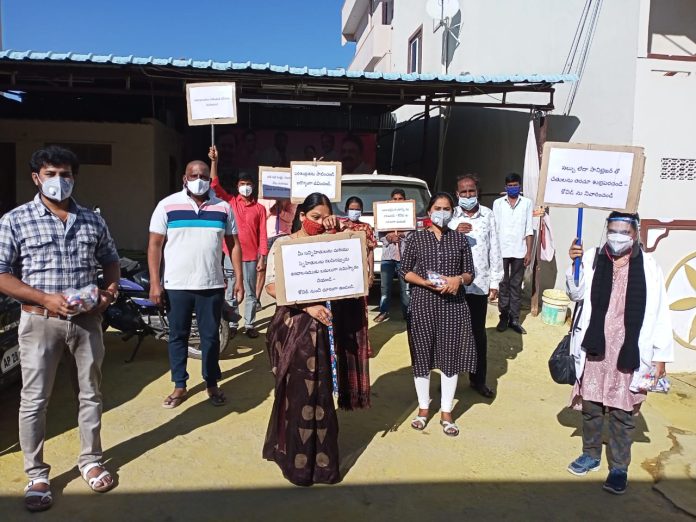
[332,173,432,278]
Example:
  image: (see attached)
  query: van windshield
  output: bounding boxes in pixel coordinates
[333,182,431,217]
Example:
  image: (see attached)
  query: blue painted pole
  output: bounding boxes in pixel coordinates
[325,301,338,396]
[574,207,583,285]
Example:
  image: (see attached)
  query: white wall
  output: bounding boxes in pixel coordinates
[386,0,643,278]
[347,0,696,370]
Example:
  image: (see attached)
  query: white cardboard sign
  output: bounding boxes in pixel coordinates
[186,82,237,125]
[274,232,368,306]
[258,167,292,200]
[538,142,645,212]
[373,200,417,231]
[290,161,342,203]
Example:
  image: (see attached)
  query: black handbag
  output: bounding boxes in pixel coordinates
[548,301,583,385]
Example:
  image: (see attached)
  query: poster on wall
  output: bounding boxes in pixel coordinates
[273,231,369,306]
[209,130,377,189]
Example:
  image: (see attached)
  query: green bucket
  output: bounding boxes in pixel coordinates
[541,289,571,326]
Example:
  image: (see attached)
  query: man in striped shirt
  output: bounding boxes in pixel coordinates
[148,160,243,409]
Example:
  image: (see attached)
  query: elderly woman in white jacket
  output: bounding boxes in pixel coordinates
[564,212,673,496]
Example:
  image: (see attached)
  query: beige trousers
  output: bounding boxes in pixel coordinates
[17,311,105,479]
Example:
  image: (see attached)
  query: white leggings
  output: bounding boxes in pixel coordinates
[414,372,459,413]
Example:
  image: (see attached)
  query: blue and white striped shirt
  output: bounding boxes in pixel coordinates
[0,194,119,297]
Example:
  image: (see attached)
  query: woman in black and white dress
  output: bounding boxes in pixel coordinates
[400,192,476,436]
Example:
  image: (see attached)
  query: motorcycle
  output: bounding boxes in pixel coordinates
[0,293,21,390]
[101,258,237,362]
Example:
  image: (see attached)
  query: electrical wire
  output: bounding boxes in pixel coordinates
[563,0,604,115]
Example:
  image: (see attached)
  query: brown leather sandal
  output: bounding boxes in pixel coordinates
[162,392,188,409]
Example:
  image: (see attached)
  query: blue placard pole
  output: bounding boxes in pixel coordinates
[574,207,583,285]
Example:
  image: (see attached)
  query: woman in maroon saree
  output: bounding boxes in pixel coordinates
[263,192,370,487]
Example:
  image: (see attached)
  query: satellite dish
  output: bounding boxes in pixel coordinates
[425,0,459,20]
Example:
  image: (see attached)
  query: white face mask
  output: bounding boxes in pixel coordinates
[430,210,453,228]
[186,178,210,196]
[458,196,478,211]
[606,233,634,255]
[38,175,74,202]
[347,209,362,222]
[238,184,253,197]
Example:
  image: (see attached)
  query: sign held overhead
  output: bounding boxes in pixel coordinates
[290,161,342,203]
[186,82,237,126]
[537,142,645,212]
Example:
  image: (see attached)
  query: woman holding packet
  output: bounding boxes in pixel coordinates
[400,192,476,437]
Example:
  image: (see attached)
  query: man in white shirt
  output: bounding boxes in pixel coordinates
[492,173,533,334]
[449,174,503,397]
[148,160,244,408]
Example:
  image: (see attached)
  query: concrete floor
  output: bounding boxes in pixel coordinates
[0,296,694,521]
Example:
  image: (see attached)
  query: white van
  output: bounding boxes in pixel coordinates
[333,173,432,277]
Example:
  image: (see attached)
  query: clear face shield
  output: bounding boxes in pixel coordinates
[600,216,640,258]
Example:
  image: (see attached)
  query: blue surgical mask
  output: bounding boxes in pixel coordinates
[39,176,74,202]
[430,210,453,228]
[506,186,521,198]
[458,196,478,211]
[347,209,362,222]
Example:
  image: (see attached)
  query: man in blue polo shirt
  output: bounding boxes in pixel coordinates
[148,160,243,409]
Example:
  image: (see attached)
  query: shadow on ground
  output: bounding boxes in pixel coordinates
[0,333,172,456]
[0,478,692,522]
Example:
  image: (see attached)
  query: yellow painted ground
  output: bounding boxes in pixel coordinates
[0,296,694,521]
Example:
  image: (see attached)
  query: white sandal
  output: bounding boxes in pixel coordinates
[24,478,53,512]
[440,420,460,437]
[81,462,115,493]
[411,415,428,431]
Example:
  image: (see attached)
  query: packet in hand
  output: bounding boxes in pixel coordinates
[635,365,671,393]
[63,284,100,315]
[427,270,446,288]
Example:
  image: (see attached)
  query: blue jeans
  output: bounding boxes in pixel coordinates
[379,260,410,317]
[167,289,224,388]
[224,257,257,329]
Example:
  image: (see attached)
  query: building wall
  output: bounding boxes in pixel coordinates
[633,8,696,371]
[345,0,696,370]
[0,119,182,252]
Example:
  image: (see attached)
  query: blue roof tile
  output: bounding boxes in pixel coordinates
[0,50,577,84]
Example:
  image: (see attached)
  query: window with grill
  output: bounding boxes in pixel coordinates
[408,27,423,74]
[660,157,696,181]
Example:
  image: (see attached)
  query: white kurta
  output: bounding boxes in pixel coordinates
[565,248,674,392]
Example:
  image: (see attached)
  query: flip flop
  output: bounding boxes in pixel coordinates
[162,393,188,409]
[24,478,53,512]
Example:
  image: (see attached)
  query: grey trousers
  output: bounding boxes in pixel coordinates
[498,257,525,322]
[224,256,258,328]
[582,400,635,471]
[17,312,105,479]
